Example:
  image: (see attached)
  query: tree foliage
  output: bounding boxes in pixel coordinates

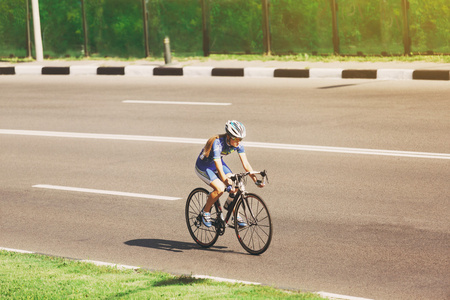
[1,0,449,58]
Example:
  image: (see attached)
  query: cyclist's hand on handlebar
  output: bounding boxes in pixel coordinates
[255,180,265,188]
[224,177,233,188]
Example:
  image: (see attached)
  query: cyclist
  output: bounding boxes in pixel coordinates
[195,120,264,228]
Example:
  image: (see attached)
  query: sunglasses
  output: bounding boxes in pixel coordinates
[229,135,242,142]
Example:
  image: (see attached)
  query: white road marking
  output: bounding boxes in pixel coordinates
[0,247,140,270]
[32,184,181,201]
[0,129,206,144]
[2,129,449,160]
[245,141,450,160]
[0,247,34,254]
[80,260,140,270]
[192,275,261,285]
[317,291,374,300]
[123,100,231,106]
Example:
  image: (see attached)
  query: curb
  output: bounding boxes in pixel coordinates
[0,246,375,300]
[0,65,449,81]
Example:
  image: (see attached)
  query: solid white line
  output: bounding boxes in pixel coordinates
[80,260,140,270]
[0,129,206,144]
[2,129,449,160]
[0,247,140,270]
[32,184,181,201]
[317,291,374,300]
[244,141,450,160]
[0,247,34,254]
[123,100,232,106]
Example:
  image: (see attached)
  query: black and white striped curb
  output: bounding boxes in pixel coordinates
[1,65,449,80]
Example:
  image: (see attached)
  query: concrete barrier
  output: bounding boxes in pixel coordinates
[1,64,448,81]
[14,65,42,75]
[70,65,98,76]
[377,69,414,80]
[244,67,276,78]
[183,66,213,77]
[413,70,450,81]
[124,65,155,76]
[310,68,343,79]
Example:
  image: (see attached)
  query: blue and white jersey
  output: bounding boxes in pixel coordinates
[196,135,244,171]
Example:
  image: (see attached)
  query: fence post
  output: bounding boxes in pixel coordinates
[164,37,171,64]
[141,0,150,57]
[201,0,210,57]
[81,0,89,57]
[261,0,271,55]
[401,0,411,55]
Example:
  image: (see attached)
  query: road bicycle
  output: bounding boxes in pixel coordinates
[185,171,272,255]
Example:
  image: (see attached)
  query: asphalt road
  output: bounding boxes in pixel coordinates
[1,76,449,300]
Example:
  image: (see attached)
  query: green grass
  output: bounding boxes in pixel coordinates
[0,250,324,299]
[183,53,450,63]
[2,53,450,64]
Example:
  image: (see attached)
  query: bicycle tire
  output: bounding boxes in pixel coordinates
[234,193,272,255]
[185,187,219,248]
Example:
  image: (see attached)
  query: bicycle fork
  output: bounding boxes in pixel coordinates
[237,195,258,227]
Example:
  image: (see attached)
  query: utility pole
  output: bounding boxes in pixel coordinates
[330,0,340,55]
[31,0,43,61]
[81,0,89,57]
[141,0,149,57]
[261,0,271,55]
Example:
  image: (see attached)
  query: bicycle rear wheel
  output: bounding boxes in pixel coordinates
[185,188,219,248]
[234,193,272,255]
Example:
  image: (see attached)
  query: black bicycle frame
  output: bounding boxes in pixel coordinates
[214,189,243,226]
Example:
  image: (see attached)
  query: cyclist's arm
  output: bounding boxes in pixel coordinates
[238,153,264,187]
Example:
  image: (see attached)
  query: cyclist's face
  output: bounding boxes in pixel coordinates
[228,135,242,147]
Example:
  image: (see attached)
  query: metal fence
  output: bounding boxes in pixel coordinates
[1,0,449,58]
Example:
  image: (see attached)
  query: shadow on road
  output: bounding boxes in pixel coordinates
[318,80,381,89]
[318,83,357,89]
[124,238,242,254]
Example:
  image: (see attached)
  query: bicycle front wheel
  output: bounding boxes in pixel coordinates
[234,193,273,255]
[185,187,219,248]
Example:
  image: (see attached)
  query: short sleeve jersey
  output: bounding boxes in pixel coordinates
[196,135,245,170]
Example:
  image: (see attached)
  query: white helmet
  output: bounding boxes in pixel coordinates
[225,120,246,139]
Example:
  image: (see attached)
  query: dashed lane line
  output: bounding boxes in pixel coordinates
[123,100,232,106]
[32,184,181,201]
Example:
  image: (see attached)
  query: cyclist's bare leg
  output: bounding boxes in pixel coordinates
[203,178,225,213]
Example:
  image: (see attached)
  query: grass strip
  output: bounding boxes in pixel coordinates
[2,53,450,64]
[0,250,324,299]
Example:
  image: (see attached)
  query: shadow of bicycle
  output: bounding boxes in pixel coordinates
[124,238,240,254]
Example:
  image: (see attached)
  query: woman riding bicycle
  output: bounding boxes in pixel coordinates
[195,120,264,228]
